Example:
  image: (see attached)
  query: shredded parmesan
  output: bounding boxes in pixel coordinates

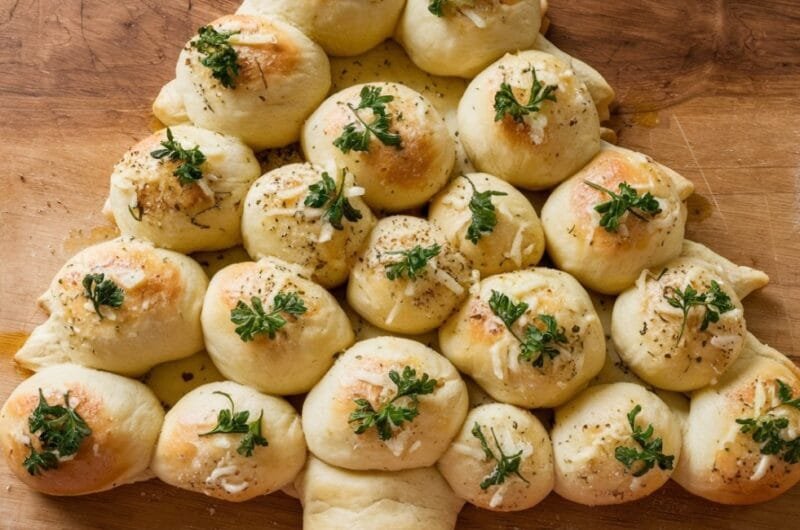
[451,442,487,461]
[489,486,506,508]
[750,454,773,481]
[710,334,743,351]
[459,7,487,28]
[229,33,277,46]
[345,186,365,198]
[276,185,307,201]
[318,222,334,243]
[222,480,249,494]
[434,268,464,295]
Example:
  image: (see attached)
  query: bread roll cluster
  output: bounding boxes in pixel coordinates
[4,1,794,527]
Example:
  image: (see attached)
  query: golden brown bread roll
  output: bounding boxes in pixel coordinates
[237,0,405,56]
[151,381,306,501]
[346,216,473,334]
[175,15,330,150]
[15,237,207,376]
[541,143,694,294]
[439,268,606,408]
[437,403,554,511]
[302,82,454,212]
[302,337,468,471]
[241,163,376,288]
[0,364,164,496]
[395,0,542,78]
[105,125,261,253]
[328,40,473,177]
[672,333,800,504]
[201,256,354,395]
[296,456,464,530]
[612,256,747,392]
[552,383,682,505]
[429,172,545,276]
[458,50,600,190]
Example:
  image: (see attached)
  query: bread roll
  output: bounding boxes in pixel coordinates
[143,351,225,409]
[0,364,164,495]
[541,143,694,294]
[673,333,800,504]
[329,40,473,176]
[458,50,600,190]
[15,237,207,376]
[437,403,554,511]
[237,0,405,56]
[152,79,189,126]
[106,125,261,253]
[612,256,746,392]
[552,383,681,505]
[429,172,545,276]
[302,82,455,211]
[151,381,306,501]
[296,456,464,530]
[439,268,605,408]
[347,216,473,334]
[241,163,377,288]
[395,0,541,78]
[680,240,769,299]
[202,256,354,395]
[302,337,468,471]
[533,34,615,122]
[175,15,330,150]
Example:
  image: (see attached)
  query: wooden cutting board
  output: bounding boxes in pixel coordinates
[1,1,798,528]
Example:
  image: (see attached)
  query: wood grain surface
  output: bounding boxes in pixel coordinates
[1,0,799,528]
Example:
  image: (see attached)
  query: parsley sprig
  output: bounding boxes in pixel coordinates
[614,405,674,477]
[333,85,402,153]
[82,273,124,320]
[230,292,307,342]
[471,422,529,490]
[384,244,441,281]
[349,366,438,441]
[462,176,507,244]
[200,391,268,457]
[304,170,363,230]
[23,389,92,475]
[192,26,240,89]
[736,380,800,464]
[150,128,207,185]
[663,280,735,344]
[584,181,662,233]
[494,68,558,123]
[488,290,568,367]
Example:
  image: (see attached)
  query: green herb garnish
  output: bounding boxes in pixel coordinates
[191,26,240,89]
[584,181,662,233]
[664,280,735,344]
[23,389,92,475]
[488,290,568,367]
[471,422,529,490]
[494,68,558,123]
[462,176,507,244]
[614,404,674,477]
[230,292,307,342]
[304,169,363,230]
[150,128,207,185]
[384,244,441,281]
[82,273,124,320]
[200,391,268,457]
[349,366,438,441]
[736,380,800,464]
[333,85,402,153]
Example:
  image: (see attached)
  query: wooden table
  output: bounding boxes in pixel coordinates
[1,1,798,528]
